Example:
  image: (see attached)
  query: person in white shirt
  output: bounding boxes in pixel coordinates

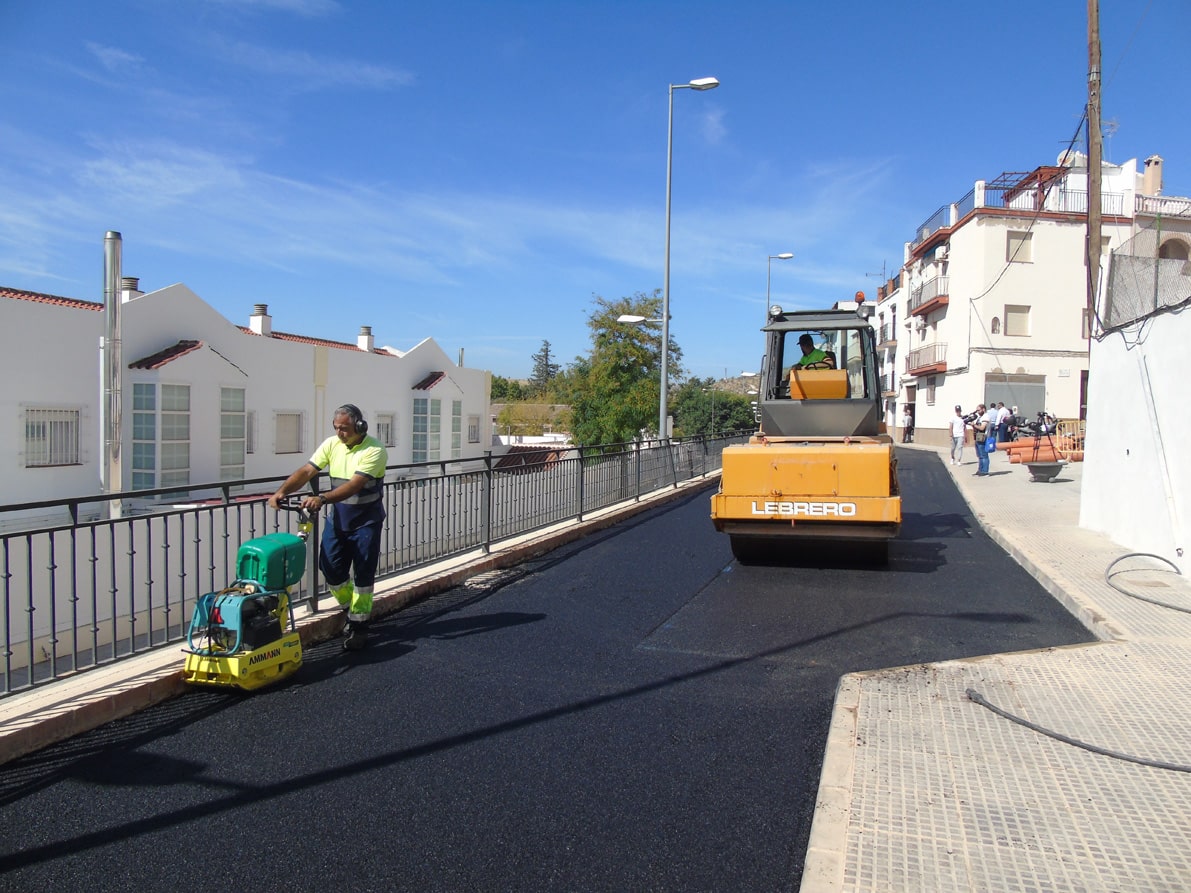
[993,402,1011,449]
[949,405,966,465]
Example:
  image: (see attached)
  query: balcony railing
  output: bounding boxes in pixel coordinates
[1,432,750,698]
[985,186,1124,216]
[878,324,897,347]
[1136,194,1191,218]
[906,342,948,375]
[916,180,1129,250]
[909,276,949,316]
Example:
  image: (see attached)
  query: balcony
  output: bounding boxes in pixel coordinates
[906,342,947,376]
[909,276,949,317]
[878,323,897,350]
[1136,193,1191,218]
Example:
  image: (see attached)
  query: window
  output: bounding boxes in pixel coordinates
[275,412,303,454]
[131,383,190,490]
[1006,230,1032,263]
[451,401,462,459]
[160,384,190,488]
[412,398,441,463]
[24,408,81,467]
[375,412,396,448]
[467,414,481,444]
[132,382,156,490]
[246,410,256,454]
[220,388,246,482]
[1004,305,1031,337]
[926,376,937,406]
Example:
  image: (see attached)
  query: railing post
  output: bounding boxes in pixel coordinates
[481,451,493,554]
[635,441,643,500]
[575,446,586,523]
[667,439,678,488]
[307,477,321,612]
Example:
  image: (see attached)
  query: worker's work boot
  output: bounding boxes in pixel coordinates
[343,618,370,652]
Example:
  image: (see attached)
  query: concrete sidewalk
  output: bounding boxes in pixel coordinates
[802,444,1191,892]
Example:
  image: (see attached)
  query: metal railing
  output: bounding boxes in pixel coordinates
[1,432,749,697]
[905,342,948,374]
[909,276,949,315]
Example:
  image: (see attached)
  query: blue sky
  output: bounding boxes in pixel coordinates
[2,1,1187,380]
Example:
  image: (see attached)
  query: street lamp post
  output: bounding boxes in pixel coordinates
[766,252,794,319]
[661,75,719,442]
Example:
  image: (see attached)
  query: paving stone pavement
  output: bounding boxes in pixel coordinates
[801,444,1191,893]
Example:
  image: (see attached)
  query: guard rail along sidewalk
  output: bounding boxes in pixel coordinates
[2,432,749,698]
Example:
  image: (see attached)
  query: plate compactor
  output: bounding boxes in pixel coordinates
[183,497,312,691]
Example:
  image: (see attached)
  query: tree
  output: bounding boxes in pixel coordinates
[566,290,684,446]
[671,378,757,437]
[529,340,560,395]
[490,374,526,402]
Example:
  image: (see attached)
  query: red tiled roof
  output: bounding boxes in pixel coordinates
[494,446,569,474]
[413,371,446,390]
[238,327,394,355]
[0,286,103,311]
[129,340,203,369]
[3,284,394,355]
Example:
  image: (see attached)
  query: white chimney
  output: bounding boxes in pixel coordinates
[358,325,374,352]
[120,276,143,302]
[250,304,272,336]
[1143,155,1164,196]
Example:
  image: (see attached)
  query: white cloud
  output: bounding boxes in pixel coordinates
[85,42,145,74]
[215,39,414,90]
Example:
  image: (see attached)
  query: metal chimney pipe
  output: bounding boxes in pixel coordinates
[101,231,123,514]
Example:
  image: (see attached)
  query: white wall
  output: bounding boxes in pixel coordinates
[1,283,493,511]
[1081,309,1188,572]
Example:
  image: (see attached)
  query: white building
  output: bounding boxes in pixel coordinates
[4,277,492,519]
[875,153,1174,443]
[1081,180,1191,572]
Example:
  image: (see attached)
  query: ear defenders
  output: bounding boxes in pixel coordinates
[336,404,368,435]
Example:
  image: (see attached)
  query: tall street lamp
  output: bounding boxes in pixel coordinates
[661,75,719,441]
[767,252,794,319]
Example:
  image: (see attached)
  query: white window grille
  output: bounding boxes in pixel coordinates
[376,412,396,447]
[24,408,81,467]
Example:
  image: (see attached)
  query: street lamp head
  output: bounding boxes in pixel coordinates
[776,252,793,260]
[688,77,719,90]
[617,314,663,325]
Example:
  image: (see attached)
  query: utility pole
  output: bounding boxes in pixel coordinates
[1086,0,1102,347]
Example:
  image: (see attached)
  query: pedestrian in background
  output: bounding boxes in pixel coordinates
[995,402,1012,449]
[949,405,966,465]
[902,406,915,443]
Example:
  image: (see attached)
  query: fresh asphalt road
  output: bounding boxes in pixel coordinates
[0,449,1092,893]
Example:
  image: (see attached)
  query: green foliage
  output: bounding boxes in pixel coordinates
[490,374,527,402]
[671,378,758,437]
[565,291,685,446]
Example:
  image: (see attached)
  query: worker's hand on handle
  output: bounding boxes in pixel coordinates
[299,494,325,514]
[267,491,285,510]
